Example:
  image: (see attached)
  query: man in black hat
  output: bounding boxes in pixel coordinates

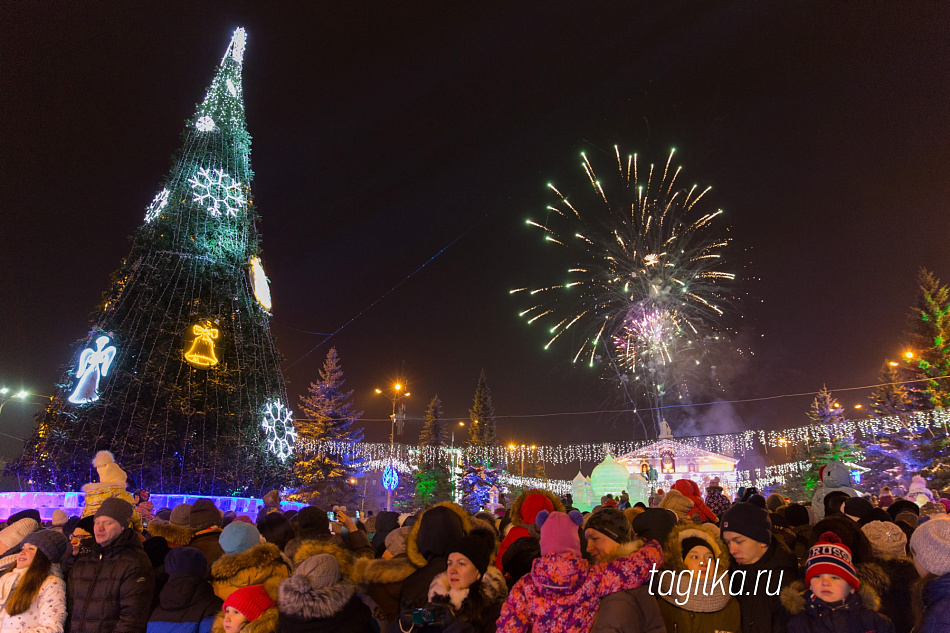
[721,502,798,633]
[67,498,155,633]
[585,508,665,633]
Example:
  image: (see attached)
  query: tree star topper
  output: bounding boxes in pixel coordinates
[261,399,296,462]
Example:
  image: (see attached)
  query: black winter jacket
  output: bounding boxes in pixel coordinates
[67,528,156,633]
[148,573,223,632]
[730,536,799,633]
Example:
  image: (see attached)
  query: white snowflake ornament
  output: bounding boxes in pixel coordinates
[189,167,245,218]
[261,399,296,462]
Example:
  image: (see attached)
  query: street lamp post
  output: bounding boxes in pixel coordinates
[375,382,409,511]
[0,389,29,419]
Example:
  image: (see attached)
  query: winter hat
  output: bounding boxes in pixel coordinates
[165,546,208,577]
[296,553,341,588]
[806,531,859,592]
[879,486,892,495]
[823,490,851,517]
[501,535,541,583]
[155,508,173,522]
[7,510,41,525]
[263,490,281,508]
[895,511,919,528]
[537,510,583,556]
[222,584,275,623]
[585,508,632,544]
[632,508,678,544]
[681,536,715,560]
[748,494,767,510]
[92,450,127,485]
[95,498,134,527]
[920,502,948,518]
[63,516,81,537]
[222,511,237,527]
[219,520,261,555]
[785,504,810,528]
[385,526,411,556]
[234,516,253,524]
[21,529,68,564]
[0,518,37,554]
[861,521,907,559]
[658,489,694,519]
[708,477,721,488]
[449,535,491,575]
[74,515,95,535]
[766,493,787,513]
[519,492,557,525]
[843,497,875,522]
[51,510,68,529]
[864,508,892,525]
[908,475,932,499]
[143,536,169,569]
[721,502,772,545]
[888,499,920,521]
[910,517,950,576]
[296,507,330,539]
[189,499,222,532]
[170,504,192,528]
[416,506,466,561]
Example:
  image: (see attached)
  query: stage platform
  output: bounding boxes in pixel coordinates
[0,491,306,521]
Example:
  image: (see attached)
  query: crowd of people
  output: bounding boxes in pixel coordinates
[0,459,948,632]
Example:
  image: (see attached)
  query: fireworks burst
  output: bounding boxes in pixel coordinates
[511,147,736,429]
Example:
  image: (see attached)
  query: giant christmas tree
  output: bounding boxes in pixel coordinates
[10,29,294,495]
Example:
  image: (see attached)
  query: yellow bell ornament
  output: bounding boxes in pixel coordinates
[184,322,220,368]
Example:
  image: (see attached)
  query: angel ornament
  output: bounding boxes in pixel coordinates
[68,335,117,404]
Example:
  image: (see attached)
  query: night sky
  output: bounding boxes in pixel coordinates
[2,3,949,479]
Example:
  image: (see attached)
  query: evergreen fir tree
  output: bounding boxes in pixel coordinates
[459,461,498,513]
[868,363,914,420]
[415,395,454,505]
[802,387,859,492]
[858,431,928,494]
[906,268,950,408]
[292,348,366,505]
[807,385,846,426]
[9,29,292,495]
[419,396,447,463]
[468,370,497,450]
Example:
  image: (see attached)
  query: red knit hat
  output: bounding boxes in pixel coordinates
[520,493,555,525]
[806,531,859,592]
[222,584,275,622]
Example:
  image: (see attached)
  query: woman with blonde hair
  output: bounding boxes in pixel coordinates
[0,529,69,632]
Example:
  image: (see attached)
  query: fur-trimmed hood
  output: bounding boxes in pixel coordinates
[290,538,354,581]
[427,566,508,610]
[210,542,290,584]
[599,538,647,564]
[780,580,882,615]
[212,605,279,633]
[510,489,565,528]
[353,553,417,586]
[149,519,194,547]
[663,522,725,571]
[406,501,472,568]
[278,574,356,620]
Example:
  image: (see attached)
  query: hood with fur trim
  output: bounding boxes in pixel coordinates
[663,523,726,572]
[427,566,508,610]
[510,489,565,528]
[149,518,194,547]
[406,501,472,568]
[353,554,417,586]
[278,574,356,620]
[598,538,646,564]
[210,542,290,600]
[212,605,279,633]
[290,538,354,581]
[780,580,882,615]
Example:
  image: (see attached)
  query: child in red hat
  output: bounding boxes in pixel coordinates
[782,531,895,633]
[217,584,278,633]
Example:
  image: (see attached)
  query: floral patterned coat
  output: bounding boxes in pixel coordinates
[496,540,663,633]
[0,567,67,633]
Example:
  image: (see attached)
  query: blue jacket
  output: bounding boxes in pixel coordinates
[920,573,950,633]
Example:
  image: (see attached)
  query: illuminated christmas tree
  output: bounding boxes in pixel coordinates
[9,29,294,495]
